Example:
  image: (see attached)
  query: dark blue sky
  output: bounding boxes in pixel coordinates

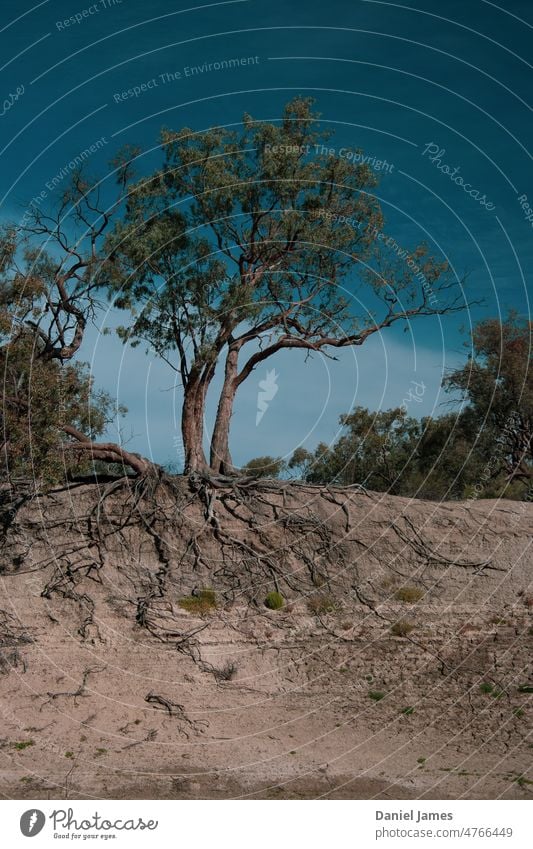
[1,0,532,466]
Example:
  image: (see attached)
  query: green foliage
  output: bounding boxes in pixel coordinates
[264,591,284,610]
[178,589,217,614]
[444,314,533,495]
[106,98,458,472]
[401,706,415,715]
[289,407,477,499]
[241,456,286,478]
[13,740,34,750]
[514,774,533,787]
[478,682,505,699]
[1,342,117,485]
[107,98,385,372]
[288,315,533,501]
[0,227,125,486]
[395,586,424,603]
[368,690,385,701]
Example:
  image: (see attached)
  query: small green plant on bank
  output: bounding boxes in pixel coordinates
[264,591,284,610]
[13,740,34,750]
[178,589,217,614]
[514,773,533,787]
[368,690,386,701]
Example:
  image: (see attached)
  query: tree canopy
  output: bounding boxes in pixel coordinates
[107,97,464,475]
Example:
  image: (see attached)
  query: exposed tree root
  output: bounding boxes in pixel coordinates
[41,665,107,709]
[0,475,514,692]
[0,608,33,674]
[144,691,208,738]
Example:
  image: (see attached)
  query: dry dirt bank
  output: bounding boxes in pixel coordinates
[0,477,531,799]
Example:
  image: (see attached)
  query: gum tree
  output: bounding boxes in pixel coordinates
[444,315,533,487]
[108,97,465,476]
[0,167,150,485]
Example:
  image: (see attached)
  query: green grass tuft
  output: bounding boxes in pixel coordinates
[368,690,386,701]
[178,589,217,615]
[264,591,284,610]
[13,740,34,750]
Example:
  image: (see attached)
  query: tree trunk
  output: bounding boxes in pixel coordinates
[62,425,154,476]
[210,346,240,475]
[182,386,207,474]
[182,365,217,475]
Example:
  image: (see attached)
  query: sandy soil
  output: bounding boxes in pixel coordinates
[0,480,531,799]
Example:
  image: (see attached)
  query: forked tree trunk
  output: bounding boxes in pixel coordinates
[210,346,240,475]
